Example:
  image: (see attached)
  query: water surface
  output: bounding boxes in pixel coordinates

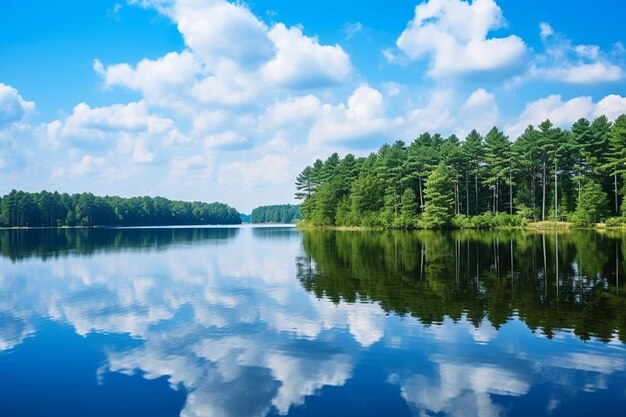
[1,226,625,417]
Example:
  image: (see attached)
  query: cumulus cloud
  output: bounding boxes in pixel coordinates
[261,24,351,88]
[506,94,626,137]
[396,0,527,77]
[529,22,624,84]
[403,88,499,138]
[94,51,200,108]
[308,84,399,147]
[218,154,292,190]
[0,83,35,128]
[46,101,176,150]
[173,0,274,69]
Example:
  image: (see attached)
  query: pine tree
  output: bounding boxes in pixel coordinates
[462,129,484,215]
[572,179,609,226]
[605,115,626,215]
[483,127,512,213]
[422,162,456,228]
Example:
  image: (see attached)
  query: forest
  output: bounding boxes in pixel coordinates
[0,190,241,227]
[250,204,301,223]
[295,115,626,229]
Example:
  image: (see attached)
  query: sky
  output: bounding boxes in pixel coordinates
[0,0,625,213]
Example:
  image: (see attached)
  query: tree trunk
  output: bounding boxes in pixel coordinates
[554,159,558,221]
[465,169,469,216]
[613,172,619,216]
[418,176,424,212]
[475,168,479,215]
[542,160,547,221]
[530,166,537,220]
[509,168,513,215]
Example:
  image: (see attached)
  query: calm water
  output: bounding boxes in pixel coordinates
[1,226,626,417]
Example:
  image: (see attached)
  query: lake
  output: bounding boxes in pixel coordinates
[1,226,625,417]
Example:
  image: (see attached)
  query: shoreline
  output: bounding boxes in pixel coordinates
[296,221,626,232]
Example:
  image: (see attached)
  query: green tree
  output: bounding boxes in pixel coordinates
[605,115,626,215]
[571,179,609,226]
[461,130,484,215]
[400,187,419,227]
[421,162,456,228]
[483,127,512,213]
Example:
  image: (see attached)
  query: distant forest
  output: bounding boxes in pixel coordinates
[295,115,626,228]
[250,204,301,223]
[0,190,241,227]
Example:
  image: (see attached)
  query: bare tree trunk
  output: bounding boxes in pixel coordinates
[475,169,479,215]
[509,168,513,215]
[554,159,558,220]
[615,173,619,215]
[418,176,424,212]
[542,160,547,221]
[530,166,537,220]
[465,169,470,216]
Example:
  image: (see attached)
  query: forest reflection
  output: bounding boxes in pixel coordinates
[297,230,626,343]
[0,227,239,261]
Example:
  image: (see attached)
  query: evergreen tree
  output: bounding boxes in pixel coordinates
[400,188,418,227]
[483,127,512,213]
[572,179,609,226]
[421,162,455,228]
[605,115,626,215]
[462,129,484,215]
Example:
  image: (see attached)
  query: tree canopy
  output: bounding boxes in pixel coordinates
[0,190,241,227]
[250,204,301,223]
[295,115,626,229]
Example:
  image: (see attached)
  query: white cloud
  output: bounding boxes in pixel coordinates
[261,24,351,88]
[308,84,397,147]
[173,0,274,69]
[594,94,626,120]
[262,95,322,128]
[69,154,106,176]
[94,51,199,108]
[539,22,554,40]
[530,22,624,84]
[402,88,500,138]
[396,0,527,77]
[218,154,292,190]
[190,60,259,107]
[0,83,35,127]
[170,154,212,179]
[203,130,248,150]
[506,94,626,137]
[345,22,363,39]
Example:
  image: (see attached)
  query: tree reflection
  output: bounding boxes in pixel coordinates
[0,227,239,261]
[298,230,626,343]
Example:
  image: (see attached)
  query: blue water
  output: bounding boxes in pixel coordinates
[0,226,625,417]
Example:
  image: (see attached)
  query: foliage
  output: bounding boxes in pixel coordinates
[295,114,626,229]
[0,190,241,227]
[571,179,609,226]
[250,204,301,223]
[421,162,455,228]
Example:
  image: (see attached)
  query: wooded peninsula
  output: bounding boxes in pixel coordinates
[0,190,241,227]
[295,115,626,229]
[250,204,301,223]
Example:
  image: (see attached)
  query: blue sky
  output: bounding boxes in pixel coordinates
[1,0,625,212]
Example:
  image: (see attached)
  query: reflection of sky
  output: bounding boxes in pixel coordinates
[0,227,625,417]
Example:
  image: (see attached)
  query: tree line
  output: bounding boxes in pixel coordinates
[0,190,241,227]
[295,115,626,228]
[250,204,301,224]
